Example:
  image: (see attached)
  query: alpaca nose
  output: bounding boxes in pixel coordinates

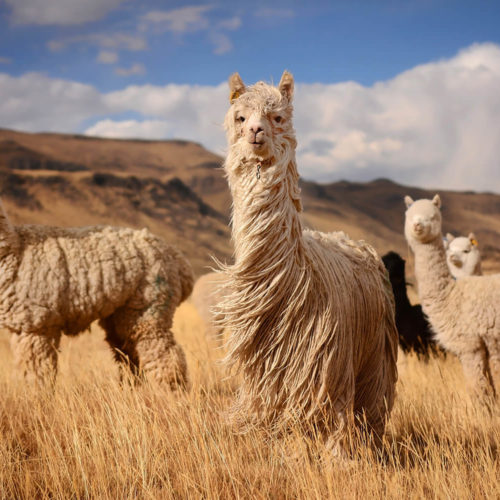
[414,222,423,232]
[249,124,263,135]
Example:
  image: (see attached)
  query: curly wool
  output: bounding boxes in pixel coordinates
[0,199,193,387]
[218,72,398,446]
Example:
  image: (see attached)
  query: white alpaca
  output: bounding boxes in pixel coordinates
[191,271,226,343]
[0,199,193,388]
[218,71,398,451]
[404,195,499,399]
[444,232,482,278]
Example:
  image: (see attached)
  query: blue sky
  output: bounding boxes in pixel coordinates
[1,0,500,191]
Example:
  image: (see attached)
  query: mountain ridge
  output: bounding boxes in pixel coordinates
[1,128,499,276]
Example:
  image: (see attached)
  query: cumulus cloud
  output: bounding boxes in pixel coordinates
[0,72,105,131]
[114,63,146,76]
[1,43,500,192]
[293,43,500,191]
[92,82,227,152]
[85,119,171,139]
[6,0,125,26]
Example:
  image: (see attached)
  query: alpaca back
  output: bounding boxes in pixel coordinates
[0,224,192,335]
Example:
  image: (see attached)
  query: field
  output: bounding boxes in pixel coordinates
[0,302,498,499]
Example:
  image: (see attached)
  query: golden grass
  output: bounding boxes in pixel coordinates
[0,302,498,499]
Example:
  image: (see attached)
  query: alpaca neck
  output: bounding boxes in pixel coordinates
[413,237,454,308]
[392,283,413,311]
[226,149,304,276]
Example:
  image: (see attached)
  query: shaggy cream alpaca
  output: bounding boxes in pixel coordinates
[191,271,226,343]
[218,71,398,451]
[444,232,482,278]
[404,195,499,399]
[0,199,193,388]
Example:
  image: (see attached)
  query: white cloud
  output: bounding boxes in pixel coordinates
[140,6,212,34]
[114,63,146,76]
[97,82,227,151]
[48,33,147,52]
[85,119,171,139]
[97,51,118,64]
[1,43,500,192]
[209,33,233,55]
[0,72,105,131]
[6,0,125,25]
[293,43,500,191]
[139,6,241,55]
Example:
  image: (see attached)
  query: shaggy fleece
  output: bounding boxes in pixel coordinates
[218,71,398,449]
[0,200,193,388]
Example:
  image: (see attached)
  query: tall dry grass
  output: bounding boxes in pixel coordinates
[0,302,498,499]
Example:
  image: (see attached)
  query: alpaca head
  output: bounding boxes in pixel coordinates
[444,232,481,278]
[404,195,442,247]
[224,71,296,165]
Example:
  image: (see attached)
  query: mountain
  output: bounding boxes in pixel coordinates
[1,128,499,276]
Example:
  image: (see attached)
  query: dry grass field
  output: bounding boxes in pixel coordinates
[0,302,498,499]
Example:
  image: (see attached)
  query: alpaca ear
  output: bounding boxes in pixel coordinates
[404,195,414,208]
[228,73,246,103]
[278,70,294,100]
[432,194,441,208]
[469,233,478,246]
[446,232,455,243]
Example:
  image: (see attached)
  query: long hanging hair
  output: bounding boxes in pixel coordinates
[218,72,398,435]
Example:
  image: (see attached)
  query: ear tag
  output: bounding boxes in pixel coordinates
[471,239,478,246]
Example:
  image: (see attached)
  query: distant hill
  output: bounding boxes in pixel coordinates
[1,128,499,276]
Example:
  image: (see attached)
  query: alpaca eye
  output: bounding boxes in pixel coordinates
[237,116,245,123]
[275,116,282,123]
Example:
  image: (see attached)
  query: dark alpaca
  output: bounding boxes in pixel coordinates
[382,251,438,358]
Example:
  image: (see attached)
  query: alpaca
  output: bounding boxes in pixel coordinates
[444,232,482,279]
[381,251,437,358]
[191,271,226,343]
[218,71,398,452]
[404,195,500,399]
[0,199,193,388]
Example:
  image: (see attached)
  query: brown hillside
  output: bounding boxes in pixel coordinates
[1,128,499,276]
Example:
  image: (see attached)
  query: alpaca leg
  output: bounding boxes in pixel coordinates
[10,330,61,386]
[484,336,500,397]
[100,316,141,381]
[102,310,189,390]
[460,348,495,400]
[134,332,189,390]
